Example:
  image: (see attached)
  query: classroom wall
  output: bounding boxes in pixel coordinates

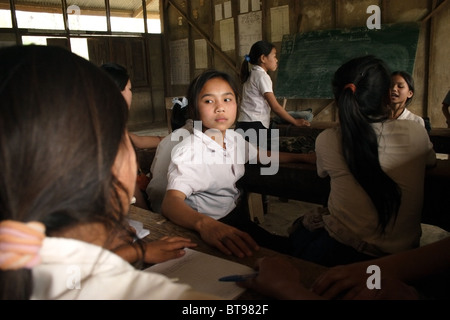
[161,0,450,129]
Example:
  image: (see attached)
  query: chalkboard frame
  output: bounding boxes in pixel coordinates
[274,23,421,99]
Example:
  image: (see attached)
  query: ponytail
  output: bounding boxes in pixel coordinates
[333,55,401,232]
[240,40,275,84]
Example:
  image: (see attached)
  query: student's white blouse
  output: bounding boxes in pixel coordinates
[31,237,193,300]
[238,65,273,129]
[167,127,257,220]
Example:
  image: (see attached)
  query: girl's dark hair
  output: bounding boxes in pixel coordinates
[391,70,415,107]
[0,45,134,299]
[332,55,401,232]
[100,62,130,91]
[171,102,189,131]
[187,69,241,123]
[240,40,275,83]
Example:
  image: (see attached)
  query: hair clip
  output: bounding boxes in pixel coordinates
[244,54,250,62]
[172,97,188,109]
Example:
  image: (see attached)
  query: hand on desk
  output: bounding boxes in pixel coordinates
[198,218,260,258]
[238,256,321,300]
[311,261,419,300]
[238,256,419,300]
[294,118,311,127]
[113,236,197,265]
[161,190,260,258]
[142,236,198,264]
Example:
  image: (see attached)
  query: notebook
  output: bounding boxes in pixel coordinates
[145,248,255,299]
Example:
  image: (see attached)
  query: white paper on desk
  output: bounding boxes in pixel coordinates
[144,248,254,299]
[127,219,150,239]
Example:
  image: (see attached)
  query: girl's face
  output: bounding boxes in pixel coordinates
[121,79,133,109]
[260,47,278,72]
[390,74,413,107]
[197,77,237,136]
[112,131,137,208]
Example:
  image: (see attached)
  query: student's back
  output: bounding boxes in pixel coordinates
[316,119,434,255]
[289,55,436,267]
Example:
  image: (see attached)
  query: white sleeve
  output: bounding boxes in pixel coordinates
[257,72,273,95]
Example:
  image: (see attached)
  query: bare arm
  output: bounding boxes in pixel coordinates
[129,132,162,149]
[312,237,450,299]
[161,190,260,258]
[264,92,310,127]
[239,256,323,300]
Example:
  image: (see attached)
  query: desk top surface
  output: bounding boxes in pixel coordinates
[128,205,328,300]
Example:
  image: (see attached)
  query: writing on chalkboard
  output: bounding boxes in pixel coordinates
[274,23,420,99]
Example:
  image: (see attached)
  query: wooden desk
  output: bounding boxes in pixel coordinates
[127,205,328,299]
[429,128,450,154]
[423,158,450,231]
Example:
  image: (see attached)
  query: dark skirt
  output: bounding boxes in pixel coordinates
[288,218,375,267]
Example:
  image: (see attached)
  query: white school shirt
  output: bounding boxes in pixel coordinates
[315,120,436,257]
[167,127,257,220]
[397,108,425,127]
[238,65,273,129]
[31,237,193,300]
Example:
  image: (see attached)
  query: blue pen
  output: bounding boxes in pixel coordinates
[218,272,258,282]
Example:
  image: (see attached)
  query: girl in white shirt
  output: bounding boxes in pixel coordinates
[162,70,316,259]
[390,70,427,129]
[236,40,311,149]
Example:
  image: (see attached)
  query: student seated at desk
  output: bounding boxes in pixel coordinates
[161,69,316,258]
[288,55,436,267]
[0,45,218,300]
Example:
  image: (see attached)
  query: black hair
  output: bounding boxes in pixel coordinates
[186,69,241,123]
[240,40,275,83]
[0,45,137,299]
[100,62,130,91]
[332,55,401,232]
[171,102,189,131]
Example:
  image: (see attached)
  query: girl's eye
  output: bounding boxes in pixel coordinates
[204,99,213,104]
[224,98,232,102]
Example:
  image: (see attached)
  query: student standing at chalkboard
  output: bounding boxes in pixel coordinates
[389,71,428,130]
[236,40,311,150]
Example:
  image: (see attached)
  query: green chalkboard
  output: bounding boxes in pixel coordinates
[274,23,421,99]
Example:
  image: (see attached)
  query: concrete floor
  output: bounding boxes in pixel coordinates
[258,196,320,237]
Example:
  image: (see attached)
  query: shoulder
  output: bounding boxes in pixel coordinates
[36,238,191,300]
[383,120,430,144]
[317,127,340,142]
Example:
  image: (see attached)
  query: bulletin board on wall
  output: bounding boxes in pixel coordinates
[274,22,421,99]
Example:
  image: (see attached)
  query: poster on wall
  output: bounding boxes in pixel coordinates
[271,5,289,42]
[169,38,190,85]
[195,39,208,69]
[238,10,262,57]
[220,18,235,51]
